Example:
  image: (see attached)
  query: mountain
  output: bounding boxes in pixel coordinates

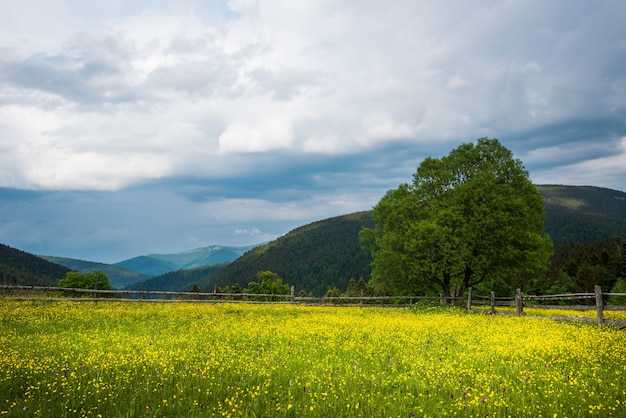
[0,243,70,286]
[198,185,626,297]
[40,256,153,289]
[4,185,625,291]
[200,211,374,297]
[126,263,228,292]
[537,185,626,245]
[113,256,178,277]
[114,245,257,276]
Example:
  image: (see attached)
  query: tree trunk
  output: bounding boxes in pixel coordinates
[461,266,473,297]
[442,272,452,304]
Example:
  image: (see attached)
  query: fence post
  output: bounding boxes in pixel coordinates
[466,287,472,311]
[490,291,496,314]
[515,288,524,316]
[291,285,295,304]
[360,289,364,307]
[594,285,604,329]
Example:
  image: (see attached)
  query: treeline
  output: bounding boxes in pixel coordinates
[203,236,626,300]
[353,237,626,299]
[541,237,626,296]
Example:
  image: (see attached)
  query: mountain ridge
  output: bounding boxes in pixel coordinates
[113,244,259,276]
[39,256,153,289]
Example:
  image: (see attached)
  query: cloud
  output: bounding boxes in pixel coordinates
[218,118,294,153]
[1,0,626,261]
[529,136,626,189]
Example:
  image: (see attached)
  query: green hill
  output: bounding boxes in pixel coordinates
[200,211,374,296]
[0,244,70,286]
[126,264,227,292]
[40,256,153,289]
[537,185,626,245]
[199,186,626,296]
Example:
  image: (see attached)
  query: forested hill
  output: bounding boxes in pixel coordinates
[2,185,625,292]
[0,243,70,286]
[199,185,626,296]
[202,211,374,296]
[537,185,626,245]
[40,256,152,289]
[127,263,227,292]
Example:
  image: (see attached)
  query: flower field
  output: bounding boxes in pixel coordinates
[1,301,625,417]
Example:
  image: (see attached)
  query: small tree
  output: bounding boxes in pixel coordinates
[189,284,201,300]
[58,270,113,290]
[608,278,626,305]
[245,271,290,301]
[344,278,359,296]
[325,287,342,297]
[57,270,113,298]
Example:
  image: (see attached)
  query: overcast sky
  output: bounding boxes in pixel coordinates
[1,0,625,263]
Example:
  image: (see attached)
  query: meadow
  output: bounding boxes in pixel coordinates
[0,301,625,417]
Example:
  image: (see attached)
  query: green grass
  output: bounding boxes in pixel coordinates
[1,301,625,417]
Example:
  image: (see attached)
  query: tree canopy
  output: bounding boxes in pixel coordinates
[244,271,291,301]
[57,270,114,290]
[360,138,553,298]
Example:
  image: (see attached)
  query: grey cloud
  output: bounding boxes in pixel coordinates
[2,0,626,262]
[1,35,137,105]
[146,59,239,97]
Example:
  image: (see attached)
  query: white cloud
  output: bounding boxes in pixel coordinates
[1,1,626,262]
[218,118,294,154]
[530,137,626,190]
[2,0,624,192]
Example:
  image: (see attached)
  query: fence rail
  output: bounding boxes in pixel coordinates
[468,285,626,328]
[0,285,465,306]
[1,284,625,328]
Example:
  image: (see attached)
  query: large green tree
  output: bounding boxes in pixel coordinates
[360,138,553,298]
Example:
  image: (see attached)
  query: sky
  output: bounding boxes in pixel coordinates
[1,0,625,263]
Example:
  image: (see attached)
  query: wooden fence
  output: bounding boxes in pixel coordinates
[0,284,462,306]
[468,285,626,328]
[2,284,625,328]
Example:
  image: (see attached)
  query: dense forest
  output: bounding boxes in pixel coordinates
[538,185,626,244]
[127,263,227,292]
[0,243,70,286]
[542,238,626,294]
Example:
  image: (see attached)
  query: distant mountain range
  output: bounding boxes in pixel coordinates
[40,245,258,289]
[39,256,152,289]
[2,185,625,295]
[113,245,257,276]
